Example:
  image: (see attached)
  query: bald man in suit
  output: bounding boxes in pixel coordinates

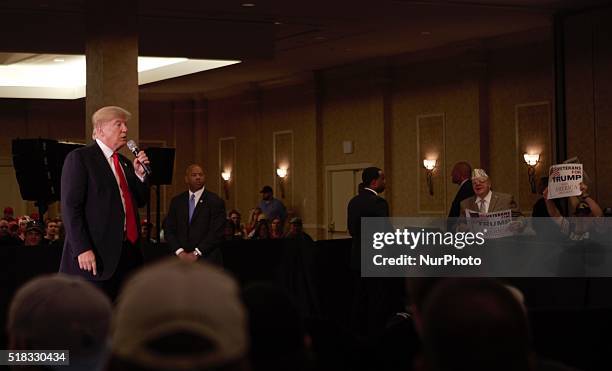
[164,164,226,264]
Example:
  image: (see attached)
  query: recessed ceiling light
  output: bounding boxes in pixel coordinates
[241,3,256,7]
[421,31,431,36]
[0,55,241,99]
[274,21,282,25]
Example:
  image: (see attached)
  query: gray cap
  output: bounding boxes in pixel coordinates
[112,258,248,370]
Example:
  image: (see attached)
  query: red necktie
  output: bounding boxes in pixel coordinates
[112,153,138,244]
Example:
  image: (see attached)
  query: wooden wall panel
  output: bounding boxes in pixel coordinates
[515,102,551,213]
[417,114,446,214]
[273,131,293,208]
[219,137,236,210]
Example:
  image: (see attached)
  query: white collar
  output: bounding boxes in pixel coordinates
[477,190,492,205]
[189,186,205,199]
[459,178,469,187]
[96,138,115,159]
[364,187,378,196]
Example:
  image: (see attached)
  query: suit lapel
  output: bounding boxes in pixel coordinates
[489,192,499,212]
[91,143,121,197]
[467,197,478,212]
[179,192,190,224]
[190,190,207,224]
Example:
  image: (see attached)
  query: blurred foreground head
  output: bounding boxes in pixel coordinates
[109,258,249,371]
[7,274,112,371]
[421,278,532,371]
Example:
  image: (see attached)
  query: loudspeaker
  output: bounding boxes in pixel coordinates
[11,139,84,203]
[145,147,175,185]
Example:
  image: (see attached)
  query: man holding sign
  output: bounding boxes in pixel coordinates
[460,169,522,217]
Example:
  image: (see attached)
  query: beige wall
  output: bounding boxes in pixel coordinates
[488,39,554,214]
[565,8,612,208]
[392,55,481,217]
[2,20,611,235]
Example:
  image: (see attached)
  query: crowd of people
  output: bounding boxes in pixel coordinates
[1,105,610,371]
[0,208,64,248]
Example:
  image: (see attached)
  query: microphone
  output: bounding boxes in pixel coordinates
[127,140,152,176]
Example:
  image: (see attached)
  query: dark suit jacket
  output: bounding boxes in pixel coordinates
[448,179,474,218]
[347,188,389,271]
[164,189,226,259]
[60,142,148,281]
[447,179,475,231]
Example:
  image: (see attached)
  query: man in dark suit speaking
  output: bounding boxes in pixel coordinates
[60,106,150,299]
[164,164,226,263]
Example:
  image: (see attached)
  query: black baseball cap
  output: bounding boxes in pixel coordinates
[260,185,273,193]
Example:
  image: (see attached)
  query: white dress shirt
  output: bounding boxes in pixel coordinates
[476,190,493,213]
[364,187,378,196]
[96,139,146,230]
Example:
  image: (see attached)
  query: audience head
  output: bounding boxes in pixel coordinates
[110,259,249,371]
[260,185,273,201]
[249,208,262,223]
[242,283,308,371]
[451,162,472,185]
[229,210,241,226]
[471,168,491,198]
[185,164,206,192]
[270,217,282,235]
[7,274,112,371]
[421,278,532,371]
[140,220,153,240]
[254,218,270,240]
[287,217,304,236]
[362,167,386,193]
[3,206,14,220]
[574,201,592,217]
[18,216,31,235]
[24,221,44,246]
[0,218,9,237]
[45,218,60,240]
[8,220,19,236]
[92,106,131,151]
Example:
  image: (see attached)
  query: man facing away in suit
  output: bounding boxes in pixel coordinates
[164,164,226,263]
[347,167,404,336]
[60,106,150,300]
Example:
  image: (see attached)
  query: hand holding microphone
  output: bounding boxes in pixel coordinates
[127,140,152,177]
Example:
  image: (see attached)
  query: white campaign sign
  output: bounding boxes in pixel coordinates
[547,164,583,200]
[465,209,513,239]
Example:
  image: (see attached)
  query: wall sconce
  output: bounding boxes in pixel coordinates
[423,159,437,196]
[523,153,540,194]
[221,171,231,200]
[276,167,288,199]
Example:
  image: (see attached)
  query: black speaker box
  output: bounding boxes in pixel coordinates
[11,139,84,203]
[145,147,175,185]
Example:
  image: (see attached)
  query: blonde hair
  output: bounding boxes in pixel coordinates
[92,106,131,131]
